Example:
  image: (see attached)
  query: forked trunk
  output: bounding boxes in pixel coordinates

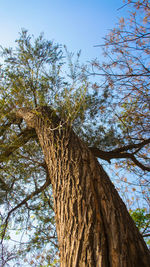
[17,107,150,267]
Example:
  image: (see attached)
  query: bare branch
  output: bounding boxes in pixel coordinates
[89,139,150,172]
[111,139,150,153]
[142,233,150,238]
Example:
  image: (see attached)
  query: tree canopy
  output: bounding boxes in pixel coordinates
[0,0,150,266]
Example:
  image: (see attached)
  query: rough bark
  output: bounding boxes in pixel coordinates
[16,107,150,267]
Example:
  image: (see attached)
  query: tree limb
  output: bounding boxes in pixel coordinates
[111,139,150,153]
[142,233,150,238]
[0,172,51,244]
[89,139,150,172]
[0,128,37,163]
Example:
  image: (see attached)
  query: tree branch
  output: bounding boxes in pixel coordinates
[0,172,51,244]
[142,233,150,238]
[111,139,150,153]
[89,139,150,172]
[0,128,37,163]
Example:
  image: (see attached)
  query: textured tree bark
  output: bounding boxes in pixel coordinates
[16,107,150,267]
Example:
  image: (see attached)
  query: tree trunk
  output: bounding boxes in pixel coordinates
[16,107,150,267]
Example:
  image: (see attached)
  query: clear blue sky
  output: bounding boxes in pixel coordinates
[0,0,126,62]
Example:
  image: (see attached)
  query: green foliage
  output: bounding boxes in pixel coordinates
[0,219,10,240]
[0,29,63,109]
[130,208,150,246]
[130,208,150,232]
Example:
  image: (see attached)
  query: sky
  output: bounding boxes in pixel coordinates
[0,0,127,62]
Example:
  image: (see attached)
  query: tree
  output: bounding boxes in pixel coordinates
[0,11,150,267]
[89,0,150,229]
[11,106,150,267]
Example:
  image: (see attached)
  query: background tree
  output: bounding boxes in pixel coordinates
[89,0,150,238]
